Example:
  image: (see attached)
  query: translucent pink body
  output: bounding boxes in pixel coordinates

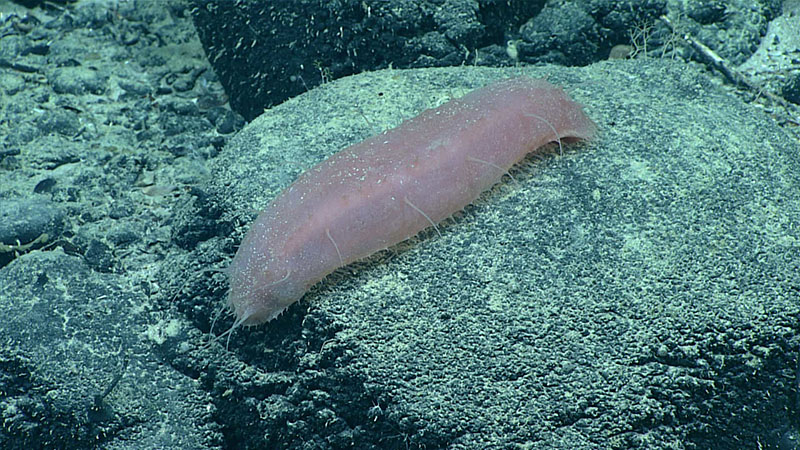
[227,77,597,325]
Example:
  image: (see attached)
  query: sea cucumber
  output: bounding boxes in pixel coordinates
[226,76,597,326]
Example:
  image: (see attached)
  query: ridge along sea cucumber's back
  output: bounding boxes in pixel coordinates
[226,76,597,326]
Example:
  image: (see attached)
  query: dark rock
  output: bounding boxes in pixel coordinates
[0,198,64,250]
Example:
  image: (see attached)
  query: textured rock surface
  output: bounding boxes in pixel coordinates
[200,59,800,449]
